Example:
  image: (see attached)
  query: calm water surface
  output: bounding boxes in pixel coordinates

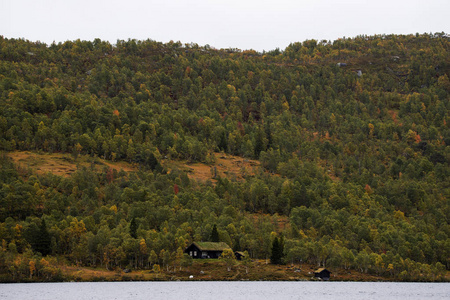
[1,281,449,300]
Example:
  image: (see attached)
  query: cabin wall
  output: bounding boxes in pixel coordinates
[185,245,223,259]
[185,245,202,258]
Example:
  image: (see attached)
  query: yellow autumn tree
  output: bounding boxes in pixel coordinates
[220,249,236,271]
[29,260,35,279]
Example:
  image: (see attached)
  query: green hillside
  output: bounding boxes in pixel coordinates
[0,33,449,282]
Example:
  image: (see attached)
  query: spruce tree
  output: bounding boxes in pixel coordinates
[130,217,138,239]
[210,224,219,242]
[270,237,283,264]
[35,219,51,256]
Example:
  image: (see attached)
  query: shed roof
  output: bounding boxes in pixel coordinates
[192,242,231,251]
[314,268,331,273]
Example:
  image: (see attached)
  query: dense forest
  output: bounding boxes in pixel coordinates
[0,33,449,282]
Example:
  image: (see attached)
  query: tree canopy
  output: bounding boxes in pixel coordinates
[0,33,449,281]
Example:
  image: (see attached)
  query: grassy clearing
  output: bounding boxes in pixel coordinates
[7,151,136,177]
[7,151,260,184]
[163,152,261,183]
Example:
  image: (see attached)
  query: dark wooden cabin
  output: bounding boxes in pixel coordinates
[184,242,232,259]
[234,251,246,260]
[314,268,331,280]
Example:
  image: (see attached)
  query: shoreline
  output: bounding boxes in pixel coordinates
[2,261,448,283]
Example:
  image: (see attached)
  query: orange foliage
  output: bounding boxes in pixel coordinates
[415,134,421,144]
[113,109,120,117]
[364,184,373,194]
[390,111,398,124]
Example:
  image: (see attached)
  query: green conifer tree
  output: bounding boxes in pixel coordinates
[130,217,138,239]
[210,224,220,242]
[270,237,283,264]
[35,219,51,256]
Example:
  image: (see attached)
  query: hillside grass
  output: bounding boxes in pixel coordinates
[7,151,261,183]
[7,151,136,177]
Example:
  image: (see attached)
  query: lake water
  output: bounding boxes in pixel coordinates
[0,281,449,300]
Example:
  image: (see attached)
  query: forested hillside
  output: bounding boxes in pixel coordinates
[0,33,449,282]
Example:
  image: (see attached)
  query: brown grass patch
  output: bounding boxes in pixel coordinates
[7,151,258,183]
[7,151,136,177]
[163,153,261,183]
[7,151,259,184]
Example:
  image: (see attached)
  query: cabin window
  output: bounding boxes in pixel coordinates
[189,251,193,256]
[194,251,197,256]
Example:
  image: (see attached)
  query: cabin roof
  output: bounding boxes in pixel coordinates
[314,268,331,273]
[192,242,231,251]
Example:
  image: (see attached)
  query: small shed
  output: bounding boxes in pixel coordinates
[184,242,232,259]
[356,70,363,77]
[234,251,246,260]
[314,268,331,280]
[336,62,347,67]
